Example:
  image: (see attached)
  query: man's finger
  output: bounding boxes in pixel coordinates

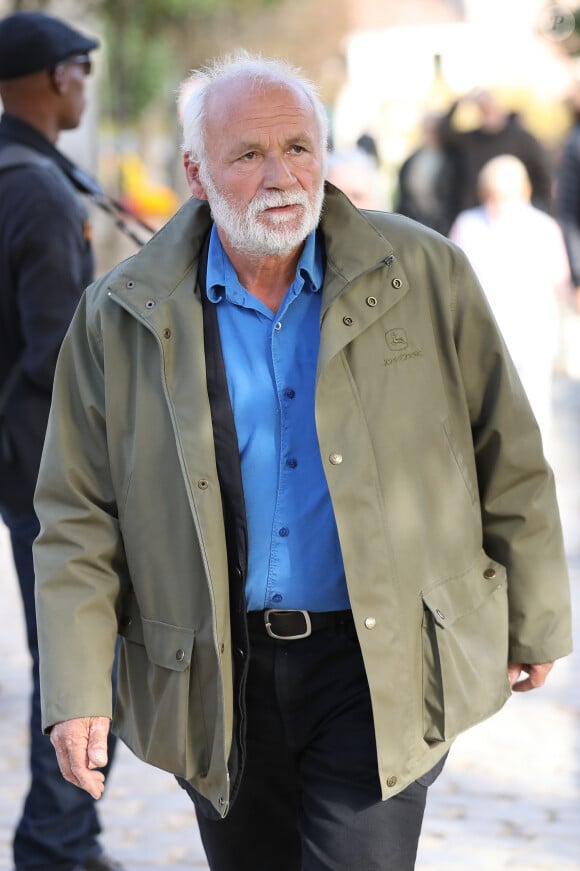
[87,716,110,769]
[509,661,554,692]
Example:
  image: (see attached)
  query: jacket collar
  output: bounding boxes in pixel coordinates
[0,113,89,185]
[109,183,399,318]
[108,196,213,316]
[319,183,401,315]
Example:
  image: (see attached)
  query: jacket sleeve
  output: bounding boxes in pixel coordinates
[436,101,463,148]
[449,247,572,665]
[8,167,92,390]
[33,288,123,732]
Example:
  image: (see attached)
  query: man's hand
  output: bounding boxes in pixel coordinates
[50,716,110,799]
[508,661,554,692]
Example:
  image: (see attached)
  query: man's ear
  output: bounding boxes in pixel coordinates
[50,65,67,96]
[183,154,208,200]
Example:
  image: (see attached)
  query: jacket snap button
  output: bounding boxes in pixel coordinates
[387,775,398,787]
[391,278,402,289]
[366,296,377,307]
[176,649,185,662]
[126,280,135,289]
[198,479,209,490]
[343,316,353,326]
[483,568,496,579]
[163,328,171,338]
[145,299,156,309]
[364,617,376,629]
[329,453,343,465]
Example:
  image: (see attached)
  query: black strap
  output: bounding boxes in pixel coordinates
[198,236,248,590]
[197,232,250,806]
[0,142,153,247]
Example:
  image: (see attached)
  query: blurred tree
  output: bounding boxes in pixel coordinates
[93,0,281,126]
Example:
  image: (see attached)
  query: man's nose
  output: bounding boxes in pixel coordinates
[263,155,295,188]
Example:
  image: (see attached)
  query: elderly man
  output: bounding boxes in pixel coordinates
[34,53,572,871]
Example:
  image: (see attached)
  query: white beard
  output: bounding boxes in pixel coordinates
[199,163,324,257]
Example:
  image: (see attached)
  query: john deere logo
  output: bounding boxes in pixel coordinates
[386,328,408,351]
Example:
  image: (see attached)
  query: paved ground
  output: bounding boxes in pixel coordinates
[0,375,578,871]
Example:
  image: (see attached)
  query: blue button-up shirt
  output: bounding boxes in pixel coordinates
[206,225,349,612]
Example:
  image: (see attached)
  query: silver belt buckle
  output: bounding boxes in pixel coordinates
[264,609,312,640]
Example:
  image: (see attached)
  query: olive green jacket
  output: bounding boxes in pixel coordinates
[34,185,572,816]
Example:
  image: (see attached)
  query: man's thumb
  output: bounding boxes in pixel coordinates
[87,717,110,769]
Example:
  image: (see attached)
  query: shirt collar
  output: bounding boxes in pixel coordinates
[206,223,323,305]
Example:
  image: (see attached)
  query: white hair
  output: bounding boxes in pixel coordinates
[178,50,329,164]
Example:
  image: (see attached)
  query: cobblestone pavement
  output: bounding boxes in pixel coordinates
[1,376,578,871]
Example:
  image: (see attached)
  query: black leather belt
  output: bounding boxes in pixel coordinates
[247,609,352,640]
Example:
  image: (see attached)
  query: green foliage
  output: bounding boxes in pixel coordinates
[95,0,281,126]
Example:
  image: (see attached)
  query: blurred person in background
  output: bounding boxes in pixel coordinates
[355,131,380,166]
[0,11,121,871]
[449,154,571,438]
[395,110,459,235]
[555,89,580,311]
[438,88,553,225]
[326,148,382,209]
[33,52,571,871]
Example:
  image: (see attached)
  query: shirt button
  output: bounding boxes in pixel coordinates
[272,593,283,603]
[284,388,296,399]
[279,527,289,537]
[274,322,282,331]
[386,775,398,787]
[329,453,343,465]
[483,568,496,580]
[287,458,298,468]
[364,617,376,630]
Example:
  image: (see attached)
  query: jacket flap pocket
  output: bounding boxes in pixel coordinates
[421,555,506,628]
[141,618,195,672]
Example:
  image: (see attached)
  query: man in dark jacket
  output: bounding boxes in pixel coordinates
[437,88,553,225]
[0,12,121,871]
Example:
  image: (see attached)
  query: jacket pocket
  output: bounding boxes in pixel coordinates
[442,419,477,505]
[114,603,209,779]
[421,552,511,743]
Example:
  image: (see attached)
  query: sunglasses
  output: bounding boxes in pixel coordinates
[53,53,93,76]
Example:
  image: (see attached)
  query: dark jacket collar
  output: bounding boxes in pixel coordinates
[0,113,75,175]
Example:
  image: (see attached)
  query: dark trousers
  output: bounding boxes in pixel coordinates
[194,615,443,871]
[1,508,117,870]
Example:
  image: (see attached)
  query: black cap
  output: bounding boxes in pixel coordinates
[0,11,98,80]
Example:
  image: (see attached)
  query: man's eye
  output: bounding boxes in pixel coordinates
[290,145,305,154]
[241,151,257,160]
